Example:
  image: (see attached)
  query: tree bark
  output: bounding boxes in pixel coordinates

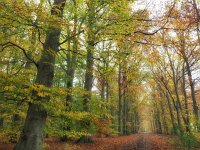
[14,1,66,150]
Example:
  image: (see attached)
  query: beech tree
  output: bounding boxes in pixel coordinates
[0,0,200,149]
[13,0,66,149]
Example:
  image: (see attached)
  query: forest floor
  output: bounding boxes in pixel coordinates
[0,133,198,150]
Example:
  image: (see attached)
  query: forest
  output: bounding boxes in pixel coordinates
[0,0,200,150]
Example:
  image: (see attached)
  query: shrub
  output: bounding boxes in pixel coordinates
[0,129,20,143]
[177,132,200,149]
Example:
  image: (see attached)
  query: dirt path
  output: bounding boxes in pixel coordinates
[0,133,181,150]
[134,133,152,150]
[121,133,173,150]
[77,133,179,150]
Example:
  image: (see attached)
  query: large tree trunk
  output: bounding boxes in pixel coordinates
[77,1,96,143]
[14,1,66,150]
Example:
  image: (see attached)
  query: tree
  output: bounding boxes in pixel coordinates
[14,0,66,149]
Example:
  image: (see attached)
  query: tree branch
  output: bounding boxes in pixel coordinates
[0,42,38,67]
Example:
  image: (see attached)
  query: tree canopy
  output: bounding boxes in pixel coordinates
[0,0,200,150]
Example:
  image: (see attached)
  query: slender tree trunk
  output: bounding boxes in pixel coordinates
[62,22,77,140]
[106,79,109,102]
[126,91,130,134]
[66,25,72,109]
[123,92,126,134]
[101,79,105,100]
[159,92,168,134]
[136,112,139,132]
[175,101,181,130]
[174,79,188,132]
[118,63,122,135]
[0,118,3,128]
[152,115,156,133]
[152,110,158,133]
[155,100,162,134]
[83,0,95,112]
[133,114,136,133]
[185,58,199,123]
[77,1,96,143]
[179,36,199,127]
[122,70,127,135]
[150,119,154,133]
[165,88,181,133]
[181,64,190,132]
[192,0,200,44]
[14,1,66,150]
[168,57,184,131]
[66,1,78,110]
[100,78,105,118]
[165,92,176,134]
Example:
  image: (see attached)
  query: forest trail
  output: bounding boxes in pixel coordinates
[120,133,177,150]
[52,133,182,150]
[0,133,184,150]
[134,133,152,150]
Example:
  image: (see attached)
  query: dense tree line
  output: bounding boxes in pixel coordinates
[147,1,200,135]
[0,0,199,150]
